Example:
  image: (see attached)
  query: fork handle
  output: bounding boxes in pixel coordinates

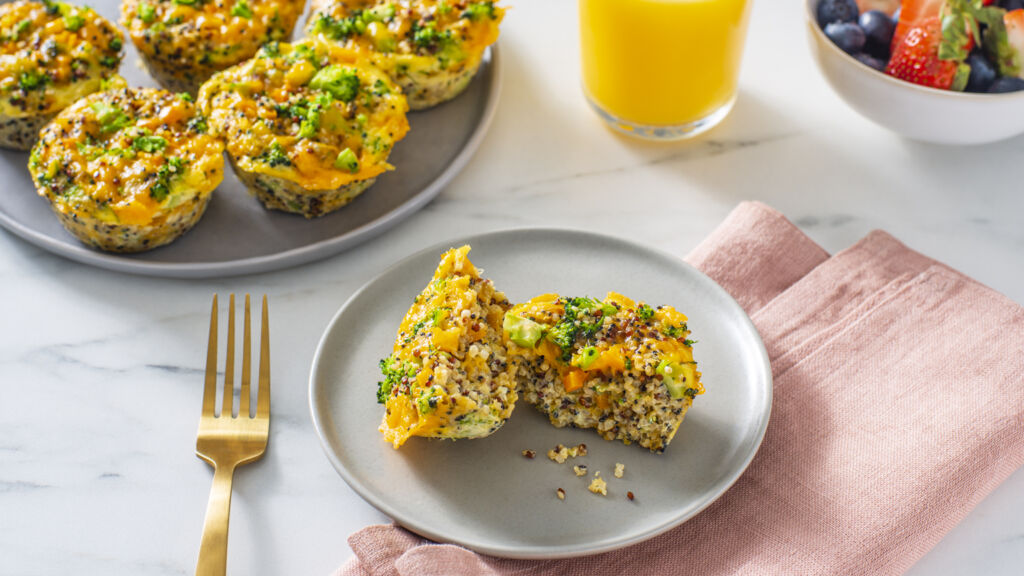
[195,463,237,576]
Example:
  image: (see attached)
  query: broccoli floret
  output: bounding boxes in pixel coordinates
[311,13,361,40]
[150,157,185,201]
[230,0,253,18]
[411,21,453,52]
[544,296,609,361]
[261,141,291,167]
[18,69,47,91]
[377,356,416,404]
[137,2,156,23]
[90,102,131,133]
[663,322,688,338]
[462,1,496,21]
[132,133,167,153]
[636,304,655,322]
[309,65,360,102]
[63,11,85,32]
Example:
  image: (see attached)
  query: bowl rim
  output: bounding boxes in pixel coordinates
[805,0,1024,101]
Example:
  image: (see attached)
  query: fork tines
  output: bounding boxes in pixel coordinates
[202,294,270,420]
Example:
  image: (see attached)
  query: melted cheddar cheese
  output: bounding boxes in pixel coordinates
[308,0,503,107]
[199,40,410,191]
[121,0,304,73]
[0,1,123,118]
[29,87,224,228]
[378,246,517,448]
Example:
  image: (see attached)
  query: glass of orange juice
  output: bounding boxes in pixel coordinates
[580,0,754,140]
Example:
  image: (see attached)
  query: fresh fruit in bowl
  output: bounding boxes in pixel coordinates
[816,0,1024,93]
[806,0,1024,144]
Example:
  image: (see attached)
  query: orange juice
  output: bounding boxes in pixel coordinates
[580,0,753,138]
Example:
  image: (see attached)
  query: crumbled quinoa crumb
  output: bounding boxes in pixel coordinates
[614,462,625,478]
[588,472,607,496]
[556,488,565,500]
[547,443,588,463]
[522,449,536,459]
[573,464,587,477]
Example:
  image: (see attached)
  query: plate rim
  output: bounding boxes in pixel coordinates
[0,47,503,279]
[308,226,773,559]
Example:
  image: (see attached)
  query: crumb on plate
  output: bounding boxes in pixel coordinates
[547,443,588,463]
[588,472,607,496]
[614,462,625,478]
[573,464,587,477]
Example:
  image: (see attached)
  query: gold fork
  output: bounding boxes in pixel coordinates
[195,294,270,576]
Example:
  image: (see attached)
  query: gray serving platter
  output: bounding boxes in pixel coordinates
[309,228,772,559]
[0,0,501,278]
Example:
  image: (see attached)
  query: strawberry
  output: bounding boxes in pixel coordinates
[886,0,976,89]
[1005,9,1024,78]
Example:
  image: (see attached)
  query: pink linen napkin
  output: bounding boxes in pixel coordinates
[335,202,1024,576]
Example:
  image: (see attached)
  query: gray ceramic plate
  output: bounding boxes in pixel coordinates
[0,0,500,278]
[309,228,772,559]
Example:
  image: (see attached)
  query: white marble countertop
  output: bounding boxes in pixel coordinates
[3,0,1023,574]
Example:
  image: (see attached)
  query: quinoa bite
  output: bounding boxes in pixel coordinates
[120,0,305,95]
[307,0,503,109]
[29,86,224,252]
[0,0,124,149]
[504,292,705,452]
[377,245,517,448]
[198,40,410,218]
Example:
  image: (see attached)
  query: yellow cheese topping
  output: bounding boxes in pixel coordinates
[308,0,503,76]
[506,293,704,399]
[121,0,304,69]
[378,246,516,448]
[199,40,410,191]
[0,0,123,118]
[29,87,224,227]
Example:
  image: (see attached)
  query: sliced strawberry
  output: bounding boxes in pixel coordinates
[1005,9,1024,78]
[886,0,974,90]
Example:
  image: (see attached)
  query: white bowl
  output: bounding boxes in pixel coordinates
[806,0,1024,145]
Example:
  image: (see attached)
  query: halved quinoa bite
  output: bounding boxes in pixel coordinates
[377,246,517,449]
[307,0,503,110]
[0,0,124,150]
[29,87,224,252]
[120,0,305,95]
[504,292,705,453]
[198,40,410,218]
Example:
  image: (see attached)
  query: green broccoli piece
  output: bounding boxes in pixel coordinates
[91,102,131,133]
[261,141,291,167]
[462,1,497,21]
[138,2,156,23]
[230,0,253,19]
[132,134,167,153]
[377,356,416,404]
[150,157,185,201]
[309,65,361,102]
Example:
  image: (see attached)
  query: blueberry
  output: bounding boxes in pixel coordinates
[859,10,895,58]
[825,22,867,55]
[965,52,998,93]
[854,52,887,72]
[988,77,1024,93]
[817,0,859,27]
